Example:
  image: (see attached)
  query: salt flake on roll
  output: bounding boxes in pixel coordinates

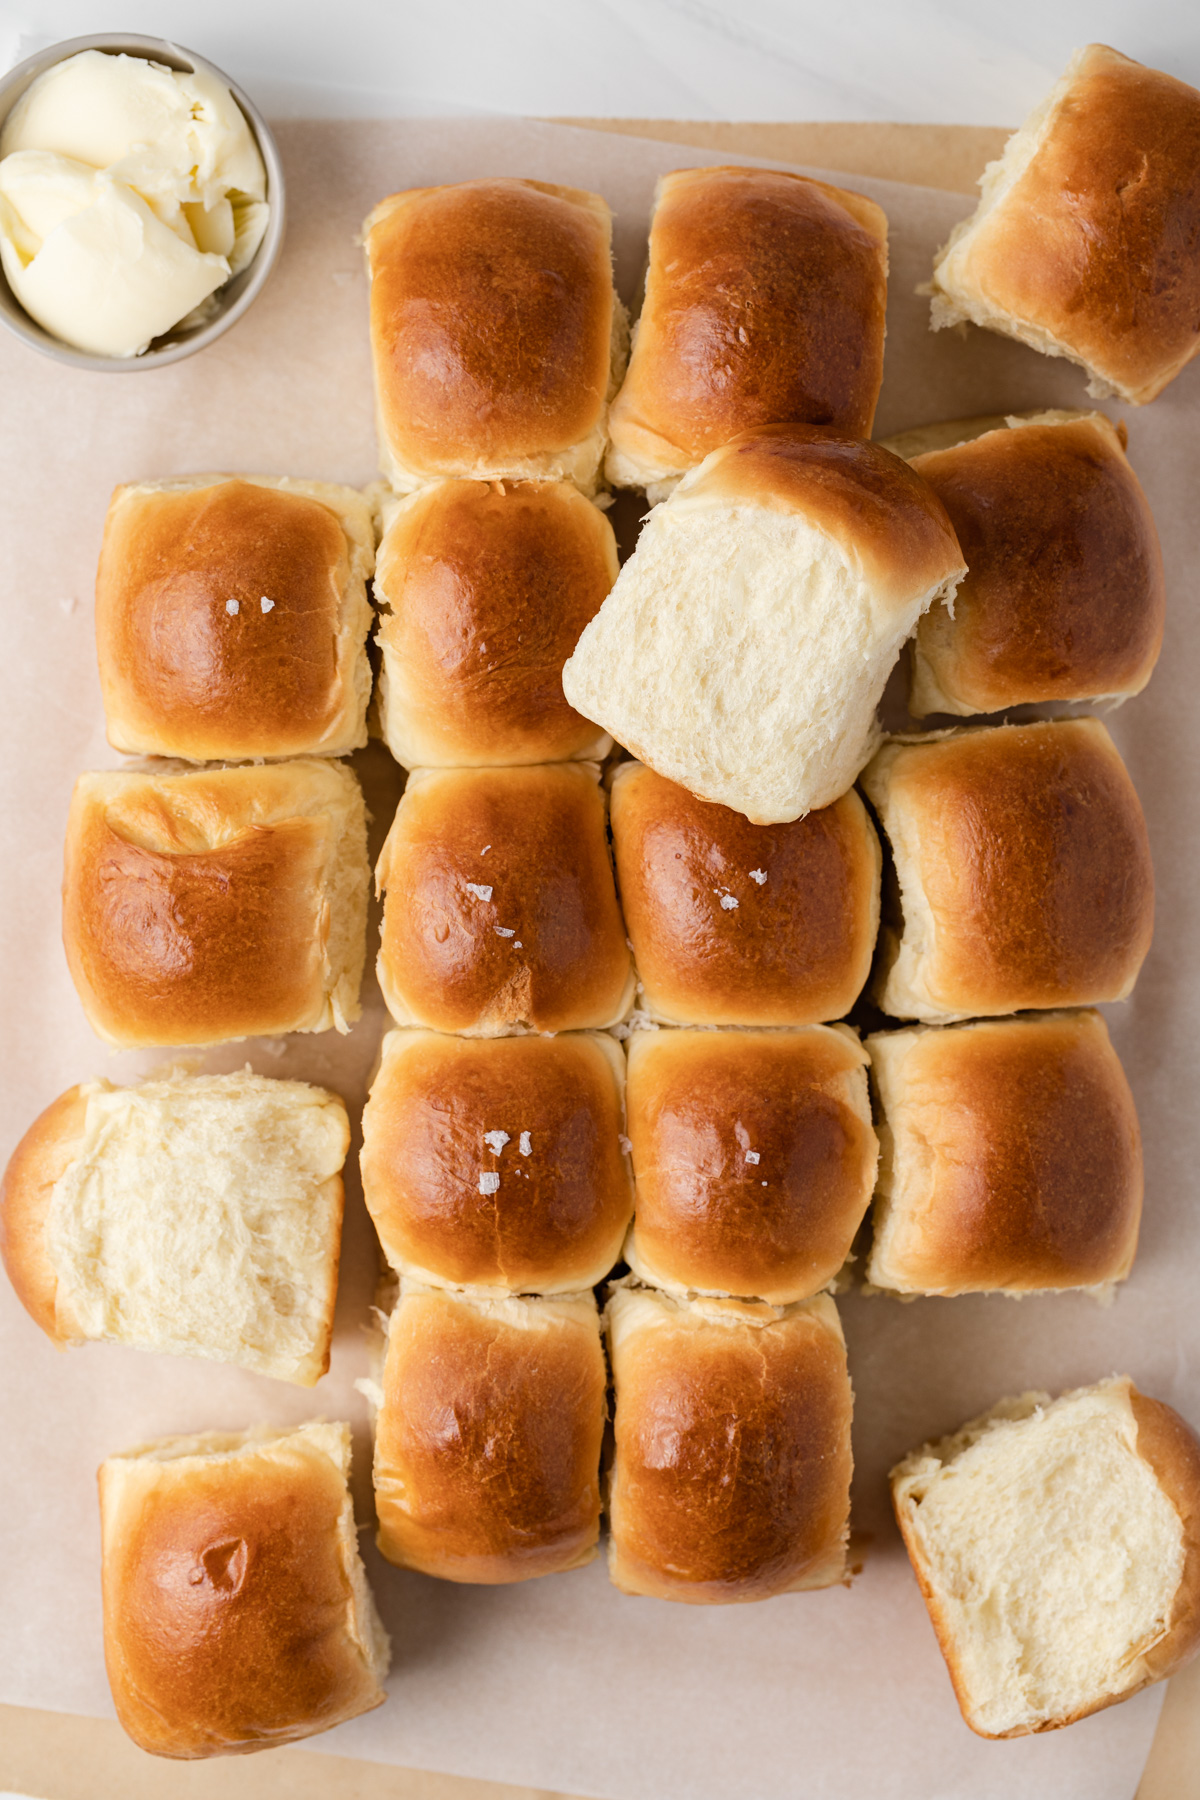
[562,425,965,824]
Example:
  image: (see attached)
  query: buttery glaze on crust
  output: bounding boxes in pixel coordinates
[866,1012,1143,1295]
[932,46,1200,404]
[607,166,888,484]
[100,1433,386,1757]
[373,1287,607,1582]
[605,1289,852,1603]
[95,478,374,761]
[361,1031,633,1293]
[376,764,633,1034]
[610,764,880,1025]
[863,719,1154,1020]
[909,415,1164,713]
[624,1028,877,1304]
[374,479,618,767]
[0,1085,88,1342]
[62,762,368,1046]
[365,179,618,487]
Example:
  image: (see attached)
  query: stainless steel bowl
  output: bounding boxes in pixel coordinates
[0,33,286,371]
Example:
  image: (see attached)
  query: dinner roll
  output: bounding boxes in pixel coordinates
[606,166,888,499]
[605,1286,852,1603]
[861,719,1154,1022]
[63,759,369,1046]
[375,763,633,1035]
[95,476,375,762]
[891,1379,1200,1736]
[899,412,1164,715]
[374,478,616,768]
[100,1422,389,1757]
[623,1027,877,1305]
[866,1012,1142,1296]
[361,1029,633,1293]
[563,427,965,823]
[1,1069,348,1383]
[372,1283,606,1582]
[929,45,1200,404]
[610,763,880,1025]
[364,178,627,494]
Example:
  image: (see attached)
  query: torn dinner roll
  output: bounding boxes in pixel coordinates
[891,1379,1200,1736]
[563,426,965,823]
[866,1012,1142,1297]
[1,1068,348,1384]
[860,719,1154,1023]
[929,45,1200,404]
[99,1422,389,1758]
[606,165,888,499]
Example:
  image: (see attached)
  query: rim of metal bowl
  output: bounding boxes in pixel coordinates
[0,33,286,371]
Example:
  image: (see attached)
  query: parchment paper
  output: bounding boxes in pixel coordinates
[1,115,1198,1800]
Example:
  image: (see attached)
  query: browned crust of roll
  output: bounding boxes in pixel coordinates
[373,1287,606,1582]
[607,166,887,480]
[909,414,1164,712]
[376,764,633,1034]
[361,1030,633,1293]
[610,763,880,1026]
[95,478,373,762]
[866,1011,1142,1294]
[366,178,616,481]
[0,1084,90,1343]
[374,479,617,767]
[1129,1390,1200,1689]
[624,1028,876,1304]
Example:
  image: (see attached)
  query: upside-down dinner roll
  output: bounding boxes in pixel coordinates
[373,478,616,768]
[95,476,375,762]
[900,412,1164,715]
[372,1283,606,1583]
[610,763,880,1025]
[623,1027,877,1305]
[364,178,627,494]
[375,764,633,1035]
[1,1070,348,1383]
[861,720,1154,1022]
[606,166,888,499]
[361,1029,633,1293]
[605,1286,853,1603]
[891,1379,1200,1737]
[63,760,369,1046]
[929,45,1200,404]
[563,427,965,823]
[866,1012,1142,1297]
[100,1422,389,1758]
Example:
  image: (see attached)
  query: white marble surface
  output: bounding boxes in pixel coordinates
[1,0,1198,125]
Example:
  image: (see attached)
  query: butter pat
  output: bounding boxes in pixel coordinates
[0,50,269,357]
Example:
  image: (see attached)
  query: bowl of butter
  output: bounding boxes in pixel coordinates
[0,34,284,368]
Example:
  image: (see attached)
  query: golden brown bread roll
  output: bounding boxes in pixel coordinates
[1,1069,348,1383]
[623,1027,877,1304]
[607,166,888,498]
[372,1283,606,1583]
[891,1380,1200,1736]
[605,1286,853,1603]
[63,760,369,1046]
[610,762,880,1026]
[861,719,1154,1022]
[100,1422,389,1758]
[866,1011,1142,1296]
[364,178,627,494]
[929,45,1200,404]
[375,763,634,1035]
[900,412,1164,715]
[94,476,375,762]
[373,479,616,768]
[361,1029,633,1293]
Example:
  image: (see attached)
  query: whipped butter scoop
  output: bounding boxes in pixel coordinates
[0,49,269,357]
